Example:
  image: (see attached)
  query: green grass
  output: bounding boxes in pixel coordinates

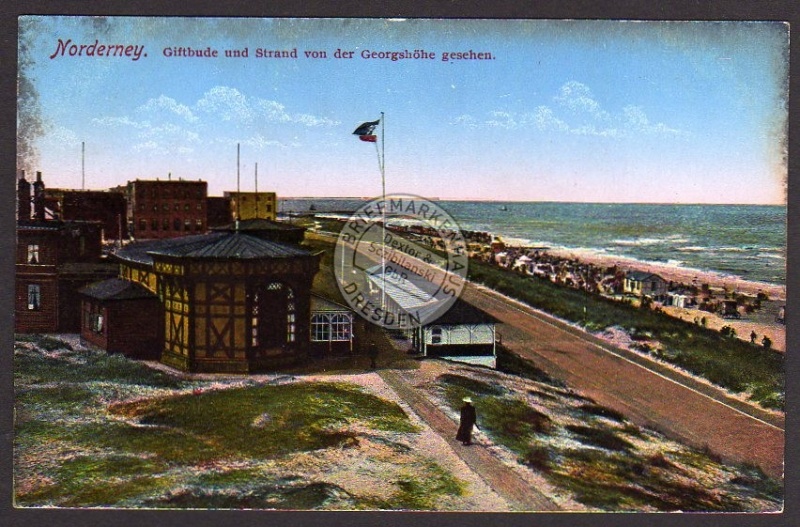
[109,382,417,460]
[391,463,466,510]
[564,425,634,452]
[468,259,784,410]
[437,374,553,455]
[15,342,183,388]
[17,454,173,507]
[549,448,746,511]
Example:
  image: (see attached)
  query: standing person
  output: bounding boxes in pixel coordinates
[367,341,379,369]
[456,397,477,446]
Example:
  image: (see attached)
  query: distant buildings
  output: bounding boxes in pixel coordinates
[16,172,285,335]
[126,179,208,240]
[225,191,277,221]
[44,187,128,240]
[623,271,668,301]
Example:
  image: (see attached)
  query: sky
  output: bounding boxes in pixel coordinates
[18,17,789,204]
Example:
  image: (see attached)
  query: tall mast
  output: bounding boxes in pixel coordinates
[236,143,240,221]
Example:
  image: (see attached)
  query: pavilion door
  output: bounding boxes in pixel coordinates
[260,286,288,348]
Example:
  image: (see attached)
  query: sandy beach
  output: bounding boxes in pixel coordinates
[537,247,786,352]
[545,247,786,301]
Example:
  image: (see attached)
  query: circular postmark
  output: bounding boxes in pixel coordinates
[334,194,468,329]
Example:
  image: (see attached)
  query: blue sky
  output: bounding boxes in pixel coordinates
[18,17,788,204]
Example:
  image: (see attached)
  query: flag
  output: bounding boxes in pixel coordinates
[353,119,380,140]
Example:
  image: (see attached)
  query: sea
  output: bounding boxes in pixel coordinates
[279,199,787,287]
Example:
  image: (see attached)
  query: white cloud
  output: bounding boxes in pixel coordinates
[553,81,609,120]
[139,95,198,123]
[486,111,518,129]
[532,106,569,132]
[45,125,82,147]
[451,114,478,128]
[196,86,253,123]
[89,87,339,156]
[458,81,687,139]
[92,115,147,129]
[622,105,685,136]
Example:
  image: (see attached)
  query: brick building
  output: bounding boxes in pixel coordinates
[15,171,117,333]
[79,278,163,359]
[126,179,208,240]
[45,188,128,241]
[206,196,233,228]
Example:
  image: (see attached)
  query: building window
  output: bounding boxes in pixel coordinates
[162,218,169,230]
[184,204,190,211]
[153,205,158,212]
[251,292,259,346]
[184,219,191,231]
[27,244,39,264]
[196,203,202,211]
[163,204,170,211]
[431,326,442,344]
[27,284,41,310]
[152,218,159,231]
[331,314,352,341]
[195,219,203,231]
[139,219,147,232]
[287,288,296,343]
[310,313,353,350]
[93,313,104,333]
[174,218,181,231]
[311,314,330,342]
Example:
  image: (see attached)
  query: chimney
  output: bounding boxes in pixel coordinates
[17,170,31,221]
[33,171,46,221]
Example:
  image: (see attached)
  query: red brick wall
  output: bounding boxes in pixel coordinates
[128,180,208,240]
[16,277,59,333]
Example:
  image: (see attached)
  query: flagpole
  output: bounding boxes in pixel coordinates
[379,112,386,312]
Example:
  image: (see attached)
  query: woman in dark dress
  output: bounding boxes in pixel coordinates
[456,397,477,445]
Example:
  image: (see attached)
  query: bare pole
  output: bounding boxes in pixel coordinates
[81,141,85,190]
[236,143,241,222]
[377,112,386,311]
[255,162,259,219]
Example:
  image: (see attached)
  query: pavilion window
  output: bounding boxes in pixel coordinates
[287,288,296,343]
[431,326,443,344]
[311,314,330,342]
[331,314,352,341]
[251,292,259,346]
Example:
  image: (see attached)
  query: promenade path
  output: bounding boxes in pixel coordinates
[312,231,784,479]
[461,283,785,480]
[378,369,561,511]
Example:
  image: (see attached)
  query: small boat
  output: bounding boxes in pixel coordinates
[499,205,508,211]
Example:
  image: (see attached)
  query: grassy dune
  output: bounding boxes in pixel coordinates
[434,362,782,512]
[13,336,462,510]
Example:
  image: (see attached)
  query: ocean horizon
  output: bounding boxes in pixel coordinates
[279,198,786,287]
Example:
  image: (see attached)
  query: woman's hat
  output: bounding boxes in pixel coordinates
[462,397,473,403]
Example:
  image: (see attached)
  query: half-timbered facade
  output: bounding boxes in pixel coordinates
[114,231,321,372]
